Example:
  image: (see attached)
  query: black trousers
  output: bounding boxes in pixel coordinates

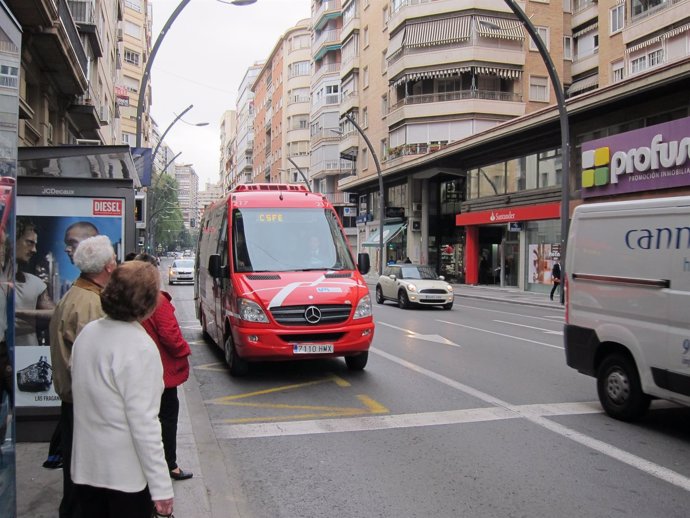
[76,483,153,518]
[59,402,78,518]
[159,387,179,471]
[550,281,560,299]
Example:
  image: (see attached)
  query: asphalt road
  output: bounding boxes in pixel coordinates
[166,264,690,518]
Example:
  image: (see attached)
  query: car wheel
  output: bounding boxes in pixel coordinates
[345,351,368,371]
[375,285,385,304]
[442,302,453,310]
[398,290,409,309]
[224,332,248,377]
[596,353,650,421]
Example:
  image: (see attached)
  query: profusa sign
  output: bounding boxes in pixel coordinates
[581,115,690,198]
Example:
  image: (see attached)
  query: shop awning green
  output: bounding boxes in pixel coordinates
[362,223,406,247]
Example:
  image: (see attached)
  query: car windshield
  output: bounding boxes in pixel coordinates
[399,265,439,280]
[174,260,194,268]
[232,208,355,272]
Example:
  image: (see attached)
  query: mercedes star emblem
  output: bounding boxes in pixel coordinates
[304,305,322,324]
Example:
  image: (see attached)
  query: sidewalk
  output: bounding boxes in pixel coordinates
[14,280,560,517]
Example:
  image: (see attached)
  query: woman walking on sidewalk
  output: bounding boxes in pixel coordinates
[135,253,193,481]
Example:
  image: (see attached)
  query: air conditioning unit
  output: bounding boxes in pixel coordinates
[413,202,423,212]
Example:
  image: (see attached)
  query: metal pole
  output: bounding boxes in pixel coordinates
[152,105,193,165]
[287,157,312,191]
[343,113,385,276]
[503,0,570,304]
[135,0,192,148]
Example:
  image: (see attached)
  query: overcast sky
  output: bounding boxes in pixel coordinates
[150,0,312,189]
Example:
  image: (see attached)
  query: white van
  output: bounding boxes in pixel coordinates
[564,196,690,420]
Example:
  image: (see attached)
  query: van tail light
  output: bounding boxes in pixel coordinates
[564,275,569,324]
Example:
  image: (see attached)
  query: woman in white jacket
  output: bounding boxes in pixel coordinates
[71,261,174,517]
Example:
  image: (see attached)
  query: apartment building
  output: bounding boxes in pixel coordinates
[252,19,311,185]
[196,181,224,224]
[220,109,237,191]
[119,0,152,147]
[175,163,199,229]
[9,0,126,146]
[335,0,690,292]
[232,63,262,190]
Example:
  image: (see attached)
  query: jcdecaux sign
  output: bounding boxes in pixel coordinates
[581,115,690,198]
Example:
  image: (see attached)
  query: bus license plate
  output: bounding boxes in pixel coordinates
[293,344,334,354]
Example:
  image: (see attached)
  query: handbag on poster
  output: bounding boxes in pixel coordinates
[16,355,52,392]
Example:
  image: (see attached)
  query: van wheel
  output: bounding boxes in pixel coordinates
[224,332,248,377]
[398,290,409,309]
[375,285,385,304]
[345,352,368,371]
[597,354,650,421]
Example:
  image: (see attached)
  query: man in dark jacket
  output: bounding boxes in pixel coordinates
[550,258,562,301]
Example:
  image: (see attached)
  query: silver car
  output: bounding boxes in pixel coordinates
[168,259,195,285]
[375,264,454,309]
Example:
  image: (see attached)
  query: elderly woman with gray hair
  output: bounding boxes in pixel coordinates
[70,261,174,517]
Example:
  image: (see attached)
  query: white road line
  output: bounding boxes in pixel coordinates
[455,303,564,323]
[493,320,564,336]
[436,320,564,350]
[377,321,461,347]
[373,348,690,493]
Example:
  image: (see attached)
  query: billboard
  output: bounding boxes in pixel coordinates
[14,196,125,408]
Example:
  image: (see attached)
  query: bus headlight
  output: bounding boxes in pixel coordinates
[238,298,269,323]
[353,294,372,319]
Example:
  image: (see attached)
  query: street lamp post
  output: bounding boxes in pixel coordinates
[342,113,385,276]
[135,0,256,148]
[501,0,570,304]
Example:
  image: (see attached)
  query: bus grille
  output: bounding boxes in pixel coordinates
[270,304,352,326]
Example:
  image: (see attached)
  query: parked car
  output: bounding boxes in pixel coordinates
[376,264,454,309]
[168,259,195,285]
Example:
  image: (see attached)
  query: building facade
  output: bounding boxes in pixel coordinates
[175,163,199,229]
[220,109,237,191]
[231,63,262,190]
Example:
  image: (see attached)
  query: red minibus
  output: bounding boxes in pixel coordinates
[195,184,374,376]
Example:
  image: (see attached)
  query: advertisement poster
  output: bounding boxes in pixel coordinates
[15,196,125,408]
[528,243,561,285]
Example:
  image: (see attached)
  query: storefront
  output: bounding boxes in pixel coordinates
[456,202,561,292]
[361,220,407,266]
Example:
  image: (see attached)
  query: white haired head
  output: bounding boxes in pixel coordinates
[73,235,115,274]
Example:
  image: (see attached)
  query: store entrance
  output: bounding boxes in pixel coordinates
[477,226,519,286]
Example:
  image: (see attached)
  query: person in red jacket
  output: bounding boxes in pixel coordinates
[134,254,193,481]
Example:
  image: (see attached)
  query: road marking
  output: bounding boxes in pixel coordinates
[180,324,202,330]
[206,374,389,424]
[372,348,690,493]
[194,362,228,372]
[377,321,460,347]
[188,340,208,346]
[455,304,564,323]
[493,320,564,336]
[437,320,563,350]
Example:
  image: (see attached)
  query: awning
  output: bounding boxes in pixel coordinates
[406,16,472,48]
[362,223,406,247]
[475,16,525,41]
[391,65,471,86]
[386,29,405,59]
[474,66,522,79]
[573,21,598,38]
[567,74,599,95]
[662,22,690,39]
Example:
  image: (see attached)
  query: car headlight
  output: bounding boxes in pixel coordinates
[446,284,453,292]
[406,283,417,292]
[238,298,269,323]
[353,294,372,319]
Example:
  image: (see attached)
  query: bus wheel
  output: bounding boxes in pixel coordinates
[345,352,368,371]
[224,333,248,377]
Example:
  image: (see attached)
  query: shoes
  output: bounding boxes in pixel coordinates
[170,468,193,481]
[42,455,63,469]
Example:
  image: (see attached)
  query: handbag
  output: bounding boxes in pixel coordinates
[16,355,52,392]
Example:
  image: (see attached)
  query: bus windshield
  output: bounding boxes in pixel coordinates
[232,208,355,272]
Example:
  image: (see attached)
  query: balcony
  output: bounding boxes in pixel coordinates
[623,0,689,46]
[571,0,598,28]
[340,52,360,78]
[68,0,103,57]
[388,44,524,82]
[340,91,359,114]
[311,160,354,180]
[386,90,524,126]
[341,11,360,39]
[313,63,341,83]
[310,128,341,146]
[68,91,101,132]
[313,29,342,60]
[323,191,356,206]
[389,0,515,33]
[313,0,342,30]
[10,0,88,95]
[338,131,359,155]
[571,48,599,76]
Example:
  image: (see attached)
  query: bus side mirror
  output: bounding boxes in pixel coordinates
[357,252,370,275]
[208,254,225,278]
